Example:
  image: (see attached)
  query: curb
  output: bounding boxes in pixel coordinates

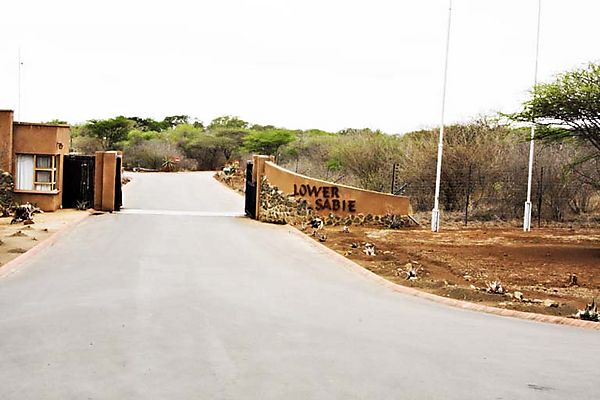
[286,225,600,331]
[0,211,91,279]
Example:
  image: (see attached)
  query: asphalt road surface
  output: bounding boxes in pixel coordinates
[1,172,598,399]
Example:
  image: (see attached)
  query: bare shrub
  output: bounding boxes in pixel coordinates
[277,119,598,223]
[0,171,15,217]
[124,140,182,170]
[177,158,198,171]
[71,136,105,155]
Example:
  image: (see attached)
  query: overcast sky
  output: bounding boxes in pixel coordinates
[1,0,598,133]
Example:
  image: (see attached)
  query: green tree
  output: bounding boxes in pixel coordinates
[162,115,190,129]
[165,123,204,146]
[124,129,163,146]
[243,129,296,155]
[83,116,133,149]
[127,117,164,132]
[44,119,68,125]
[208,115,249,130]
[184,134,238,170]
[512,63,600,154]
[213,128,247,158]
[249,123,276,131]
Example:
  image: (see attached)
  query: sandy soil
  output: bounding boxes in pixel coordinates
[305,224,600,319]
[0,209,86,269]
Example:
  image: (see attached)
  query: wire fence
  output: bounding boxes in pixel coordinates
[300,163,597,225]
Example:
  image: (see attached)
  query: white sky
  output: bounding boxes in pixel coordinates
[1,0,598,133]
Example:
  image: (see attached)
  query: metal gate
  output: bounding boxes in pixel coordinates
[62,154,95,209]
[244,161,256,218]
[114,155,122,211]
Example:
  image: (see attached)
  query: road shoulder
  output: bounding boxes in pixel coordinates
[0,210,90,279]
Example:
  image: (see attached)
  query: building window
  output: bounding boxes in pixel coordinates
[16,154,59,192]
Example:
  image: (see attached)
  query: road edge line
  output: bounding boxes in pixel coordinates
[286,225,600,331]
[0,211,91,279]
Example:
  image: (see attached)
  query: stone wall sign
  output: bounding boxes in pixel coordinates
[257,159,412,218]
[292,184,356,212]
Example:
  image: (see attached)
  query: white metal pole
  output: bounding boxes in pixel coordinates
[524,0,542,232]
[17,47,22,121]
[432,0,453,233]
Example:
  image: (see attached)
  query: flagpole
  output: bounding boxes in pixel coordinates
[17,47,22,121]
[524,0,542,232]
[431,0,453,233]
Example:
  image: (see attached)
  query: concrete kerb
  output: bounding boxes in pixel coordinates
[0,211,91,279]
[285,225,600,331]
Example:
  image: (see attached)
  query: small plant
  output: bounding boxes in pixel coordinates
[222,161,239,176]
[363,243,376,256]
[76,200,89,210]
[486,281,505,294]
[405,263,420,280]
[576,299,599,322]
[11,203,42,224]
[310,217,324,236]
[162,157,175,172]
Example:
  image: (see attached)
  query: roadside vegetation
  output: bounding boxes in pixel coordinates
[70,62,600,224]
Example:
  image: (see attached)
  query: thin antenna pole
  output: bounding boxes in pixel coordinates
[431,0,453,233]
[524,0,542,232]
[17,47,22,121]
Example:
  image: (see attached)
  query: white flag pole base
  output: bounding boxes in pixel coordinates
[523,201,532,232]
[431,208,441,232]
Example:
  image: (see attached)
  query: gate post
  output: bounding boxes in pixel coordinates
[252,155,274,220]
[244,161,256,218]
[94,151,122,212]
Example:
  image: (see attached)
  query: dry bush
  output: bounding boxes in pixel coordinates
[331,133,404,191]
[124,140,182,170]
[177,158,198,171]
[71,136,105,155]
[278,119,599,223]
[0,171,15,216]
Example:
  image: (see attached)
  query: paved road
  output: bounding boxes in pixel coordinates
[0,172,598,399]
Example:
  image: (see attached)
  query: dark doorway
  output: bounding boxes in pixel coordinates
[244,161,256,219]
[63,155,95,209]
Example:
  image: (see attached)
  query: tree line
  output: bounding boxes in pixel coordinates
[71,114,297,171]
[70,62,600,222]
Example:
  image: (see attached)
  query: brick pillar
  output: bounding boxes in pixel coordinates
[0,110,14,174]
[94,151,118,211]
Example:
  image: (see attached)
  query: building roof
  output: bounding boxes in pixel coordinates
[14,121,70,128]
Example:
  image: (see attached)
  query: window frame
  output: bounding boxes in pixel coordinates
[15,154,60,193]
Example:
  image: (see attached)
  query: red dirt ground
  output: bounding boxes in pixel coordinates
[308,225,600,318]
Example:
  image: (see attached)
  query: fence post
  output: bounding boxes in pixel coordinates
[537,166,544,228]
[464,164,472,226]
[391,163,397,194]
